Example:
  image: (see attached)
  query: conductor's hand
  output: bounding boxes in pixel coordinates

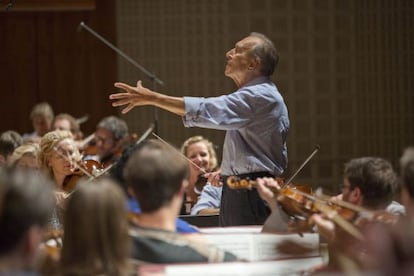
[110,80,155,114]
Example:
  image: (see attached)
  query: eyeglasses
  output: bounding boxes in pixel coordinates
[95,136,114,145]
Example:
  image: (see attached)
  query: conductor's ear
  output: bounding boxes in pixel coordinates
[248,56,260,71]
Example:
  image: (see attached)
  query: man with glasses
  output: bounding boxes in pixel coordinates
[257,157,404,234]
[85,116,129,167]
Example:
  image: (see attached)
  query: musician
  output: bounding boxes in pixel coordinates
[0,168,54,275]
[340,148,414,274]
[111,32,289,226]
[180,135,221,215]
[85,116,128,167]
[257,157,403,236]
[0,130,23,166]
[257,157,403,273]
[8,143,40,170]
[59,178,131,275]
[38,130,81,213]
[23,102,54,143]
[124,139,237,263]
[52,113,82,141]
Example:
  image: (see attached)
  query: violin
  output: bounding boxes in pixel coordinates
[226,176,399,239]
[62,159,105,193]
[226,176,314,218]
[194,174,209,194]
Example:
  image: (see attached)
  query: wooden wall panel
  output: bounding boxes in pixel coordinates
[0,0,95,12]
[116,0,413,192]
[0,0,116,136]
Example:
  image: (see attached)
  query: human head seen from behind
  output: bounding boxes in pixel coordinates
[0,130,23,166]
[8,143,40,170]
[0,167,54,270]
[60,178,130,275]
[124,139,189,213]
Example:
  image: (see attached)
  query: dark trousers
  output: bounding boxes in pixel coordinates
[219,172,273,226]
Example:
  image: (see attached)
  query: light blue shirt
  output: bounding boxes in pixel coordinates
[191,184,222,215]
[183,76,289,176]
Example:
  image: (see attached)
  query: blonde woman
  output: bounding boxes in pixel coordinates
[8,143,40,169]
[60,178,131,275]
[38,130,81,210]
[181,136,221,215]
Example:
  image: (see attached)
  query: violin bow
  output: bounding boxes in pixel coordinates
[313,201,365,241]
[281,144,320,189]
[53,147,94,179]
[151,132,208,174]
[314,189,368,213]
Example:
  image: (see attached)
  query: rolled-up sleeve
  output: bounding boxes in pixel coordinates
[190,185,222,215]
[182,91,255,130]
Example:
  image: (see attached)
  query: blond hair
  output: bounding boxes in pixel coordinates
[8,143,40,167]
[38,130,78,178]
[181,136,218,172]
[30,102,54,122]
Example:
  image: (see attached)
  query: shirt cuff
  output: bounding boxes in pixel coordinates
[182,96,203,127]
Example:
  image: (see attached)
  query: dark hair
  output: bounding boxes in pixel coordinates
[400,147,414,199]
[0,130,23,157]
[0,168,54,255]
[97,116,128,141]
[124,139,189,213]
[344,157,398,209]
[249,32,279,76]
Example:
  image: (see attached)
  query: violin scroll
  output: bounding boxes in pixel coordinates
[226,176,256,189]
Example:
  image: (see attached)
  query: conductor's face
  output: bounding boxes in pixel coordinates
[225,36,261,85]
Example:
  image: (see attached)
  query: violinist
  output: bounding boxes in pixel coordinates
[110,33,289,226]
[38,130,81,213]
[83,116,128,168]
[180,136,221,215]
[52,113,83,141]
[0,167,54,275]
[310,157,404,241]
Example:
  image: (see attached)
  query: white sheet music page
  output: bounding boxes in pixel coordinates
[204,232,319,261]
[162,257,324,276]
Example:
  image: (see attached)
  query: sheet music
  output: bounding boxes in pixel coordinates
[204,233,319,261]
[199,225,262,234]
[161,257,324,276]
